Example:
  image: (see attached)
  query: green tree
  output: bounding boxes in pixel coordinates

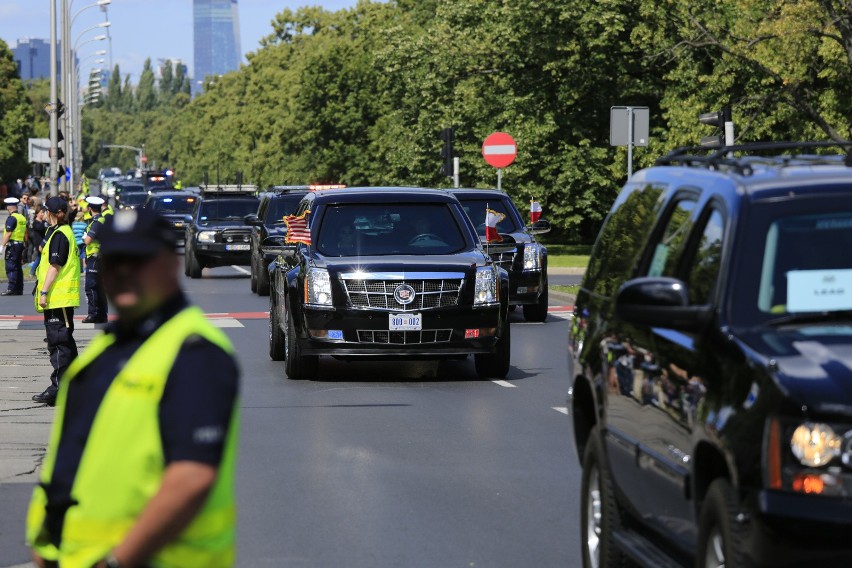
[0,39,35,183]
[136,58,157,112]
[159,59,174,104]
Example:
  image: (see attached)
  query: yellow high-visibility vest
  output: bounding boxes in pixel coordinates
[26,306,239,568]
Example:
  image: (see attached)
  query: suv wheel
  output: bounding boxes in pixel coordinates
[581,425,628,568]
[185,244,203,279]
[697,479,748,568]
[284,308,318,380]
[250,254,258,293]
[474,321,511,378]
[256,258,270,296]
[523,277,549,322]
[269,295,285,361]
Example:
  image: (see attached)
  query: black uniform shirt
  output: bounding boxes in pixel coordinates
[45,225,70,266]
[42,291,240,545]
[85,214,103,241]
[5,214,18,237]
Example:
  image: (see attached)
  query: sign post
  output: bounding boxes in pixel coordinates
[482,132,517,191]
[610,106,649,178]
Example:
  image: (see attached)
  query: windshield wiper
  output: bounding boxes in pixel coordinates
[764,310,852,327]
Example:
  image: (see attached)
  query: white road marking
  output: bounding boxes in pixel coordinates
[208,318,245,328]
[231,265,251,275]
[492,380,516,388]
[0,321,21,329]
[552,407,568,415]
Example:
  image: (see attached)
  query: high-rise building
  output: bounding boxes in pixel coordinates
[193,0,241,95]
[11,38,63,81]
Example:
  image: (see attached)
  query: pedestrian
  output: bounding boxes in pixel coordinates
[31,196,80,406]
[71,211,87,269]
[82,196,108,323]
[2,196,27,295]
[29,201,47,276]
[26,207,240,567]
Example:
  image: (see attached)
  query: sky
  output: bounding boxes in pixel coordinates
[0,0,357,82]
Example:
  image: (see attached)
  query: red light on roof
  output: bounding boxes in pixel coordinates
[308,184,347,190]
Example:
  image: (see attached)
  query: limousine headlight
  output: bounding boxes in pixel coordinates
[305,268,332,306]
[473,266,498,306]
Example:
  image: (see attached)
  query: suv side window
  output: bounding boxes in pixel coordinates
[686,208,725,305]
[647,197,696,278]
[585,183,666,297]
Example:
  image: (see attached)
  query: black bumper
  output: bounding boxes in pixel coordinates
[194,242,252,266]
[738,490,852,564]
[297,305,503,357]
[508,269,544,305]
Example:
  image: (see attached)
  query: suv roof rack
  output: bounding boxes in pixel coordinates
[200,184,258,196]
[655,141,852,175]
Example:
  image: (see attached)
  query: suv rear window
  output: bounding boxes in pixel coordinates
[316,203,467,256]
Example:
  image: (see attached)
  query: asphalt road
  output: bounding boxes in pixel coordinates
[0,264,584,567]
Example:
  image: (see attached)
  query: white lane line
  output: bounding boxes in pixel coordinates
[208,318,245,328]
[552,407,568,415]
[231,265,251,275]
[0,321,21,329]
[492,380,516,388]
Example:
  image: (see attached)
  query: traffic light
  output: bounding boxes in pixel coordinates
[440,127,454,177]
[699,107,732,147]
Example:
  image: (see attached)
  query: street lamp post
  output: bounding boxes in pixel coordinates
[68,27,108,193]
[73,54,105,181]
[63,0,111,193]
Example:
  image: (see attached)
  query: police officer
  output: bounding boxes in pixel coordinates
[2,196,27,295]
[82,196,108,323]
[27,208,240,567]
[32,196,80,406]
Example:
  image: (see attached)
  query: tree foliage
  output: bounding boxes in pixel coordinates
[0,39,35,182]
[81,0,852,242]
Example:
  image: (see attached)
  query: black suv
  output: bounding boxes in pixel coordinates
[450,189,551,321]
[568,143,852,567]
[244,186,310,296]
[184,185,260,278]
[268,187,510,380]
[143,191,198,247]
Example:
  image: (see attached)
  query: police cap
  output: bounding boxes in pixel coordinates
[85,196,105,211]
[4,197,20,206]
[45,196,69,214]
[99,209,177,257]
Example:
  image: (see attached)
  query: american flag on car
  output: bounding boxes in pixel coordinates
[284,212,311,245]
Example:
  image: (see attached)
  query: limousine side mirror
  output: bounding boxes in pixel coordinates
[616,277,713,332]
[528,219,552,235]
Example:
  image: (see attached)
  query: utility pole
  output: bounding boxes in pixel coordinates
[49,0,59,197]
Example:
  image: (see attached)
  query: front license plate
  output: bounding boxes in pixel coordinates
[225,244,250,251]
[389,312,422,331]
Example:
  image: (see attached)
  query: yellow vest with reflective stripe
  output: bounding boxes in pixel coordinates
[4,212,27,242]
[26,306,239,568]
[34,225,80,312]
[84,215,104,257]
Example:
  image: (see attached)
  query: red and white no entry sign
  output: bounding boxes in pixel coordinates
[482,132,517,168]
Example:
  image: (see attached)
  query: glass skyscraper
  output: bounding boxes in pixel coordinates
[193,0,241,94]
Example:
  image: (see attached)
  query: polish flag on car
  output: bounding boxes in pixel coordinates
[530,200,542,223]
[284,212,311,245]
[485,208,505,243]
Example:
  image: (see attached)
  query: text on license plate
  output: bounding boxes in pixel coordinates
[225,244,250,251]
[389,313,422,331]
